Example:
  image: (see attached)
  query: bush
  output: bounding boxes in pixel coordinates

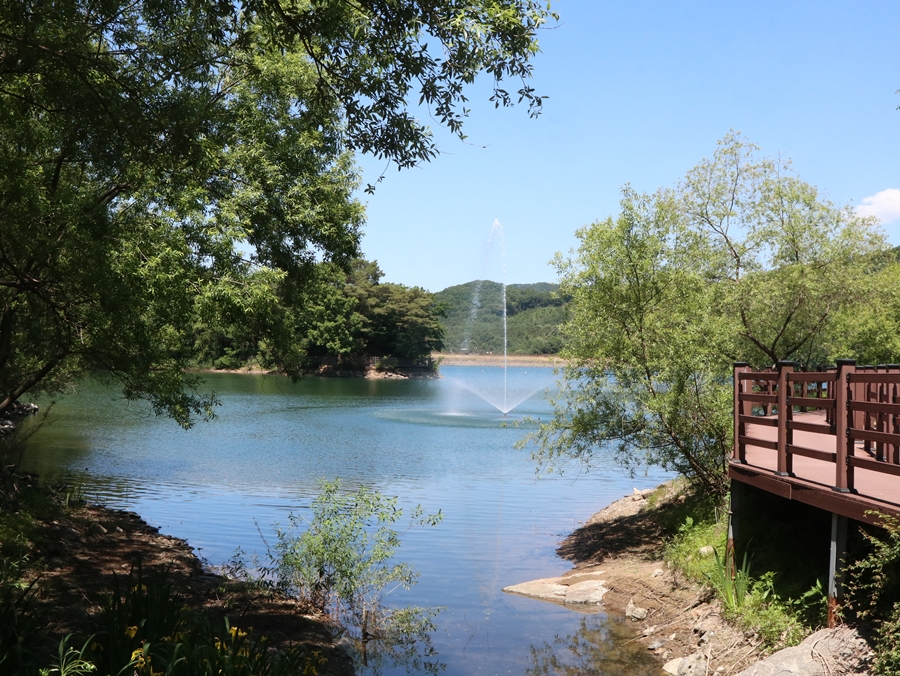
[254,480,442,633]
[846,512,900,676]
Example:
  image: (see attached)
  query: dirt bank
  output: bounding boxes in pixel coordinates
[433,352,562,367]
[15,488,353,675]
[504,484,767,675]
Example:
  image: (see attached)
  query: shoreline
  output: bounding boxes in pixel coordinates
[433,353,562,367]
[191,353,563,379]
[13,479,354,675]
[503,483,874,676]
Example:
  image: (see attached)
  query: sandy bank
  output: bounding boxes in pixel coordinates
[433,352,562,367]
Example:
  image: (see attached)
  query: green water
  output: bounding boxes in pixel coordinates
[18,367,667,675]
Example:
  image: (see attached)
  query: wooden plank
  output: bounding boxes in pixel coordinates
[849,401,900,415]
[742,436,778,451]
[728,464,900,525]
[849,456,900,477]
[789,373,837,383]
[740,415,778,427]
[788,444,837,463]
[729,466,793,498]
[740,394,778,405]
[739,372,779,381]
[788,420,834,435]
[849,373,900,384]
[849,429,900,446]
[788,397,836,409]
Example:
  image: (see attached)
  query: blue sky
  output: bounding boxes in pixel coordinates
[356,0,900,292]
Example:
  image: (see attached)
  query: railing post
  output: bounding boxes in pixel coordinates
[733,363,751,463]
[776,361,795,476]
[834,359,856,493]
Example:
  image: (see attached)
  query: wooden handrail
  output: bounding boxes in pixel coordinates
[733,360,900,497]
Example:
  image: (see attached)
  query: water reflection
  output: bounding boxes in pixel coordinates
[16,369,671,676]
[526,614,662,676]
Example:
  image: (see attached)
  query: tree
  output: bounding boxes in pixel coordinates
[526,134,887,497]
[328,259,445,360]
[0,0,555,425]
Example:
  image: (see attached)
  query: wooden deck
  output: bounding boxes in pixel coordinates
[730,361,900,526]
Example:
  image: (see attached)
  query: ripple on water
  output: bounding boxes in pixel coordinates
[20,370,673,676]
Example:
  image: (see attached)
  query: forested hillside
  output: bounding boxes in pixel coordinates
[434,281,566,354]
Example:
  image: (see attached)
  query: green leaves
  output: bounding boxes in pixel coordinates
[526,134,890,498]
[2,0,549,422]
[249,478,443,658]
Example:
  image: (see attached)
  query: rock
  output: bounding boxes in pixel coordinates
[735,626,873,676]
[87,522,108,536]
[663,658,682,675]
[693,617,718,636]
[502,578,569,601]
[564,580,610,605]
[677,652,708,676]
[698,545,715,558]
[52,524,83,541]
[625,597,648,621]
[648,639,665,650]
[642,625,658,636]
[652,568,665,577]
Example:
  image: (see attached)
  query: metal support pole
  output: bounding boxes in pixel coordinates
[827,512,848,628]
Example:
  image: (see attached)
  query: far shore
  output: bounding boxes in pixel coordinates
[189,353,564,377]
[433,352,562,367]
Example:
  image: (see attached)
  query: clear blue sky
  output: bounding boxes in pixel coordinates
[356,0,900,292]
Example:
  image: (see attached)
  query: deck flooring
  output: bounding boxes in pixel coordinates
[732,411,900,523]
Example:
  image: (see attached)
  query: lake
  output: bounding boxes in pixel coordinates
[19,366,668,675]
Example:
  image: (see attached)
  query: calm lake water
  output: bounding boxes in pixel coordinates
[19,366,668,675]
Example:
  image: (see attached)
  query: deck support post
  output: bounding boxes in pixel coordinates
[834,359,856,493]
[827,512,848,628]
[776,361,795,477]
[727,478,743,560]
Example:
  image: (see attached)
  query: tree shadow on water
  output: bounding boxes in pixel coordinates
[525,613,661,676]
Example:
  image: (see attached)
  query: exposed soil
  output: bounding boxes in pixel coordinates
[17,491,354,675]
[506,484,769,675]
[433,352,562,367]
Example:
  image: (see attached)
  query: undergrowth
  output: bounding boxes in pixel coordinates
[653,482,827,652]
[0,475,335,676]
[846,512,900,676]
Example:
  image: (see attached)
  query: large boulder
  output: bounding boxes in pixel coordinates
[735,627,873,676]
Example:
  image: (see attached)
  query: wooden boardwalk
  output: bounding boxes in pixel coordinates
[730,361,900,526]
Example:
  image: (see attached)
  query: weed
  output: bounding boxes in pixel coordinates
[708,547,751,612]
[39,636,96,676]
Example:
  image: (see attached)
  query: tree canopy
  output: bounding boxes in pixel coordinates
[0,0,555,426]
[526,133,890,497]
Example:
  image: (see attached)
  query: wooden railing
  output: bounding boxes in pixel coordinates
[733,360,900,496]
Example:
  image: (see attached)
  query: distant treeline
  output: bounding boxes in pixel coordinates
[434,281,566,354]
[192,259,444,371]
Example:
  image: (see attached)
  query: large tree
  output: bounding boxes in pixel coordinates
[0,0,555,425]
[527,134,888,497]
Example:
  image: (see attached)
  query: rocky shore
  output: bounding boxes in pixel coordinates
[502,485,875,676]
[0,401,39,435]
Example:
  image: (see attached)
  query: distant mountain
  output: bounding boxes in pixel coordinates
[434,281,567,355]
